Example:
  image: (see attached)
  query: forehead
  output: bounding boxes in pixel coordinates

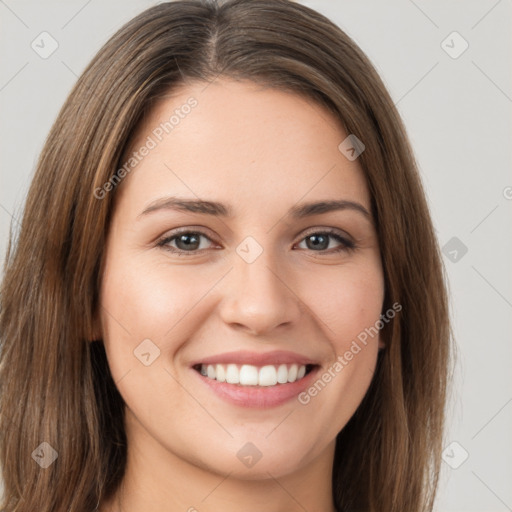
[116,78,370,215]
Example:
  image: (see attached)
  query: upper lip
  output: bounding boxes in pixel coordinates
[190,350,319,368]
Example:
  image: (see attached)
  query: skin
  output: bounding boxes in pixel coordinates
[97,78,385,512]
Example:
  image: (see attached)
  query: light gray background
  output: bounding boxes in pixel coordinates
[1,1,511,510]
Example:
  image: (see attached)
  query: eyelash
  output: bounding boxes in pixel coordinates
[156,228,356,256]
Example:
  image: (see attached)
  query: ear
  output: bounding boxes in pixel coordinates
[378,338,386,350]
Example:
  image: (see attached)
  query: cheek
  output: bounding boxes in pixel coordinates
[300,263,385,349]
[105,265,193,325]
[292,262,384,430]
[99,253,219,366]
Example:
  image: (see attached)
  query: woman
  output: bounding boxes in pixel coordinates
[0,1,452,511]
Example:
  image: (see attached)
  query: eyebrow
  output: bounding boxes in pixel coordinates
[138,196,371,220]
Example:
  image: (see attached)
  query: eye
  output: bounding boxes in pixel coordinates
[295,229,355,253]
[156,228,356,256]
[156,230,216,254]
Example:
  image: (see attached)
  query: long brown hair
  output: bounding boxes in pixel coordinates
[0,1,452,511]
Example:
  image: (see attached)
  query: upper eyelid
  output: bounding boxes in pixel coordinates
[299,226,352,240]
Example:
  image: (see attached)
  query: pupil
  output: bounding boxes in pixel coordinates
[177,233,199,250]
[307,234,328,250]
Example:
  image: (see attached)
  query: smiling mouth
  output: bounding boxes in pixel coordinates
[192,363,317,387]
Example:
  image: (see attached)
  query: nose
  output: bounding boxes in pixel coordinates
[218,247,303,336]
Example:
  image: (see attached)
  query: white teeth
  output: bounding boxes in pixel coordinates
[215,364,226,382]
[287,364,298,382]
[276,364,288,384]
[239,365,259,385]
[225,364,239,384]
[198,363,309,386]
[259,365,277,386]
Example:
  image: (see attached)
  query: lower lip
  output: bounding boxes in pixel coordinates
[192,366,320,408]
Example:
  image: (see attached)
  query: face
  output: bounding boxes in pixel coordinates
[98,78,384,480]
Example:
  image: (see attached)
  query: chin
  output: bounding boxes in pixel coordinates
[187,435,316,481]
